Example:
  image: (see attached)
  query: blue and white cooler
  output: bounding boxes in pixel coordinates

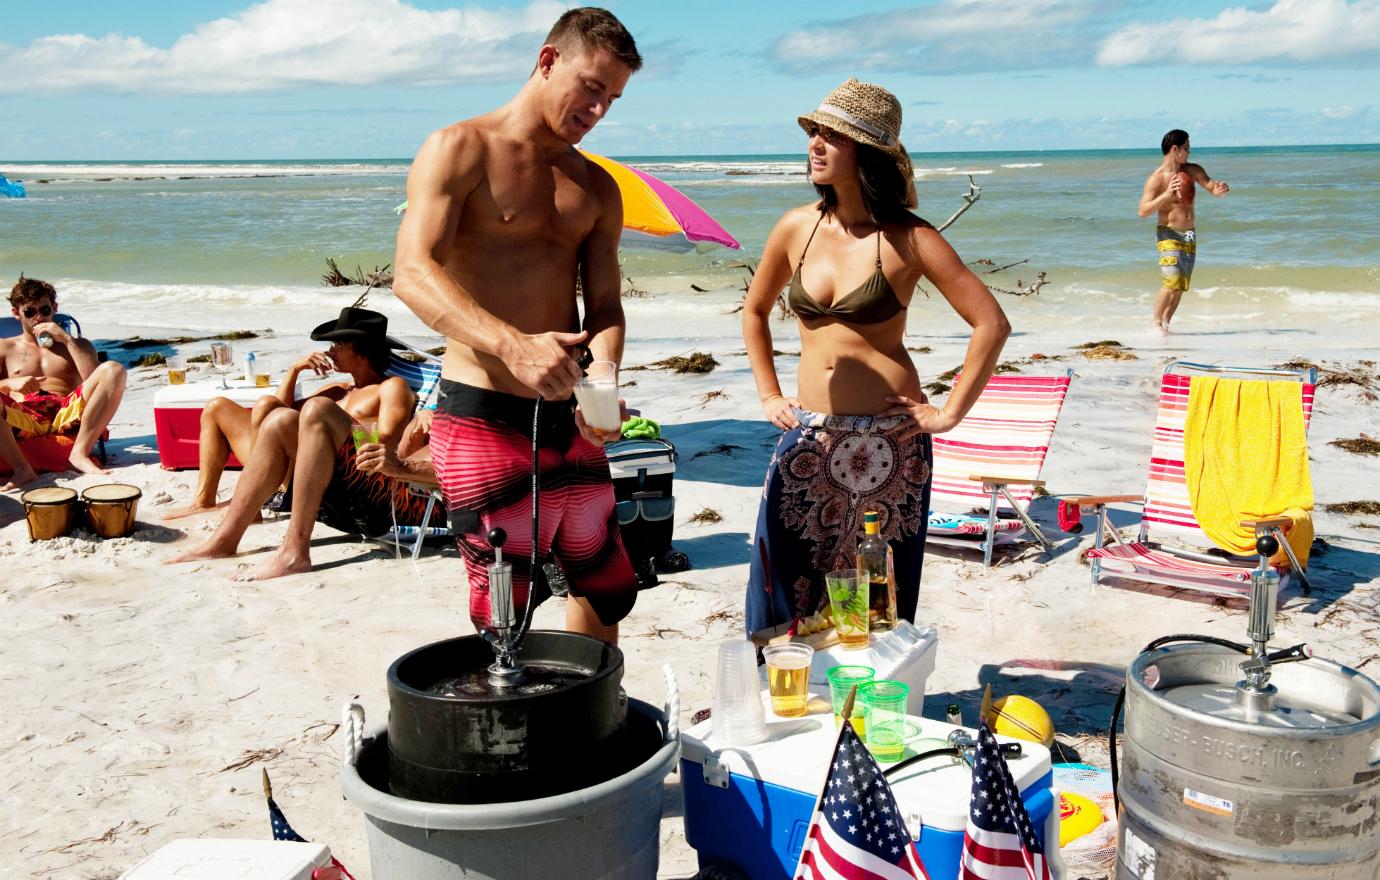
[680,696,1058,880]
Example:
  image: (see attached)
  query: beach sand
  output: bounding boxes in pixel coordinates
[3,295,1379,879]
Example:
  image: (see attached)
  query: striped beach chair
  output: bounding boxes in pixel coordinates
[1082,361,1316,598]
[383,347,448,559]
[926,370,1074,566]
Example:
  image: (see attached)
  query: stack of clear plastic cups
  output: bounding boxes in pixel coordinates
[711,639,768,746]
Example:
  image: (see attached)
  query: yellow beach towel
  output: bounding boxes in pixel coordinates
[1183,376,1313,569]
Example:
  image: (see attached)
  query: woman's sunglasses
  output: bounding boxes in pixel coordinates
[21,304,54,319]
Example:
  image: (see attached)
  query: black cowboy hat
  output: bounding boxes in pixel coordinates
[309,307,407,349]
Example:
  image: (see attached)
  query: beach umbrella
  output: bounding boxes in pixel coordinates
[394,152,739,252]
[578,150,739,251]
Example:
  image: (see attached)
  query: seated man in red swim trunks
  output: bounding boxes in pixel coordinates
[1,276,127,477]
[392,9,643,643]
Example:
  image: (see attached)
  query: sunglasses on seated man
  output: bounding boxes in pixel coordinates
[21,304,54,319]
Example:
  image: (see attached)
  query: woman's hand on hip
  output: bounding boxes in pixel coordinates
[881,395,958,440]
[761,394,801,431]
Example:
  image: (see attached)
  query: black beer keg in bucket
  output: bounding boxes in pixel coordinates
[386,631,627,804]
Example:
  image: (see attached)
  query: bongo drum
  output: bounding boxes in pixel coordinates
[82,483,142,539]
[21,486,78,541]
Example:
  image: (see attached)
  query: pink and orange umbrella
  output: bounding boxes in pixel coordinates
[578,151,739,251]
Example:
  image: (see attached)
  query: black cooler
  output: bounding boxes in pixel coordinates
[605,438,679,578]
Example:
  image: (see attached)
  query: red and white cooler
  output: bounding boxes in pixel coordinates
[153,380,293,470]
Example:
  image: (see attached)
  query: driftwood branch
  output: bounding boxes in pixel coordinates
[988,271,1049,297]
[322,258,393,290]
[936,175,982,232]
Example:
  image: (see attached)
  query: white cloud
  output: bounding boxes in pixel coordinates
[1097,0,1380,67]
[1321,105,1356,118]
[772,0,1115,73]
[0,0,567,94]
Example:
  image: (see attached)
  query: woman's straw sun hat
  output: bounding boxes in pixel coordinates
[798,77,916,204]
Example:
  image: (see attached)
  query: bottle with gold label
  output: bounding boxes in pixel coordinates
[856,510,897,632]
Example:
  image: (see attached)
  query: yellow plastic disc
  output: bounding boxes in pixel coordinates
[1058,791,1104,846]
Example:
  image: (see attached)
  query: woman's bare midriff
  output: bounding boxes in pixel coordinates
[795,317,923,416]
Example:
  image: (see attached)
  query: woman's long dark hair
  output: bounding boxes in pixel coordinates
[812,143,913,225]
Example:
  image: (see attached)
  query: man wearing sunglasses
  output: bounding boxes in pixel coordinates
[1,276,127,475]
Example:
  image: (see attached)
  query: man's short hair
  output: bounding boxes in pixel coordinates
[544,7,642,72]
[10,275,57,308]
[1161,129,1190,155]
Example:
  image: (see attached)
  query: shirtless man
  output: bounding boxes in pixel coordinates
[164,306,406,519]
[393,7,641,643]
[1138,129,1230,335]
[0,276,127,475]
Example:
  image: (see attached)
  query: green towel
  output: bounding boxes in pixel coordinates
[620,416,660,440]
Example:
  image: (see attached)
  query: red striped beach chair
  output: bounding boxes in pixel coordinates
[1083,361,1316,598]
[926,370,1073,566]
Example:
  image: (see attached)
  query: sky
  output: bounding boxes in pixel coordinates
[0,0,1376,159]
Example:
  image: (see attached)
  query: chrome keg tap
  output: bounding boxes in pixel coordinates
[1237,533,1281,713]
[481,528,527,688]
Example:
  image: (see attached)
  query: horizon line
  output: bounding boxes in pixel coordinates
[5,141,1379,165]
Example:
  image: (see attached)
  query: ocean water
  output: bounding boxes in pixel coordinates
[2,145,1378,340]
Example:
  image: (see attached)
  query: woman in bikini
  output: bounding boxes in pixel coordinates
[742,78,1010,633]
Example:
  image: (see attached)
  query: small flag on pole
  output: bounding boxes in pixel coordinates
[958,689,1052,880]
[793,686,930,880]
[264,770,354,880]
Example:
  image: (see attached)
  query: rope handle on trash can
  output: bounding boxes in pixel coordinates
[341,701,365,768]
[662,663,680,743]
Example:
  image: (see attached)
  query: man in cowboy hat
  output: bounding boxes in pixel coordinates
[164,306,415,520]
[393,8,643,642]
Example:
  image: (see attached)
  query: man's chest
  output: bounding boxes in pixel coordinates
[469,165,601,241]
[8,346,77,380]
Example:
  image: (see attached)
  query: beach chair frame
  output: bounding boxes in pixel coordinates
[1083,360,1316,599]
[926,369,1073,567]
[378,345,448,560]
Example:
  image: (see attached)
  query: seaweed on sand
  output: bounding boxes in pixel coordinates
[629,352,719,374]
[1329,436,1380,456]
[1326,501,1380,516]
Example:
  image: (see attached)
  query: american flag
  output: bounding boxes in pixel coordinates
[794,722,930,880]
[266,772,354,880]
[959,723,1051,880]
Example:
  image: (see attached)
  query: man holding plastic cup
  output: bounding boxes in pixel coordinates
[393,8,642,642]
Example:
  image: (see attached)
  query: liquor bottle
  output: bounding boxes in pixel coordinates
[855,510,897,632]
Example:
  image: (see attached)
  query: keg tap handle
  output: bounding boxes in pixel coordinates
[1242,537,1281,692]
[481,528,521,671]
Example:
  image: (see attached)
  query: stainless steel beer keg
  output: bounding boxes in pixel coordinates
[1117,574,1380,878]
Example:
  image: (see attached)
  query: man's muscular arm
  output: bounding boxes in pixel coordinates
[1138,171,1175,217]
[393,127,584,399]
[579,165,626,368]
[1188,163,1229,196]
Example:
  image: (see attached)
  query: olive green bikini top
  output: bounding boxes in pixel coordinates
[787,214,906,324]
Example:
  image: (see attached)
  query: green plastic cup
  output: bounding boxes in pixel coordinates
[351,419,379,451]
[826,665,875,734]
[860,680,910,763]
[824,569,869,650]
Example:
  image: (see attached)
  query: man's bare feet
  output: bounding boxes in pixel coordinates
[1151,320,1169,337]
[162,499,230,522]
[231,548,312,582]
[68,453,111,476]
[1,464,39,492]
[165,537,239,565]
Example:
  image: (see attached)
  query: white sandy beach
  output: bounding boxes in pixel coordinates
[3,290,1380,879]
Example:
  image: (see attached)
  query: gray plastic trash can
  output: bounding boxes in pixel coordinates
[341,698,679,880]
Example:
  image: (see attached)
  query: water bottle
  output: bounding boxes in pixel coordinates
[243,351,256,384]
[36,331,54,348]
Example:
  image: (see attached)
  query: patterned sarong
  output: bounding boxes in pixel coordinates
[746,409,932,634]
